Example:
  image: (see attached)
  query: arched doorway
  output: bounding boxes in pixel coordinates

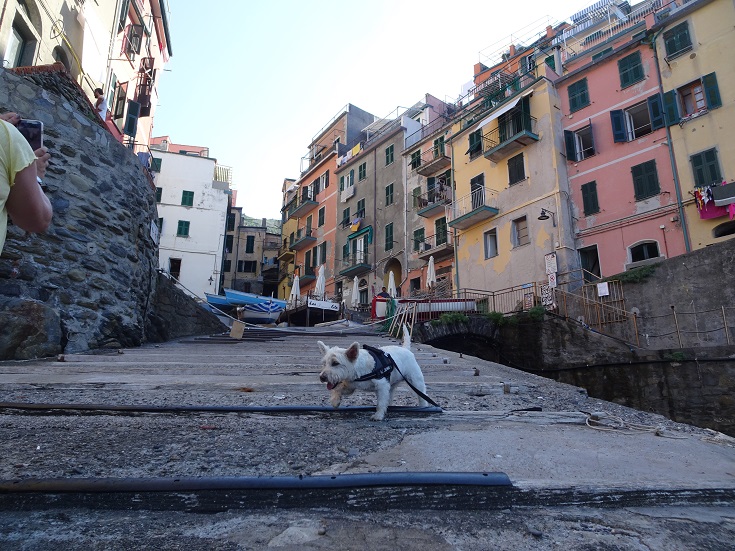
[383,258,403,297]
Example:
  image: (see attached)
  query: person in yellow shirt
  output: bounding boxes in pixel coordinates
[0,114,52,252]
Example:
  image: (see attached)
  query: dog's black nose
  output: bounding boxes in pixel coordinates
[319,374,327,383]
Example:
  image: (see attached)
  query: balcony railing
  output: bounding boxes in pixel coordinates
[277,245,294,260]
[338,250,371,278]
[416,185,452,217]
[291,227,316,251]
[416,145,451,176]
[415,232,454,261]
[300,264,316,283]
[447,186,499,231]
[482,113,538,163]
[284,192,318,220]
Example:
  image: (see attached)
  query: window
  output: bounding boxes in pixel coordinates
[157,217,163,231]
[319,242,327,266]
[412,187,422,208]
[385,144,394,165]
[181,190,194,206]
[226,212,235,231]
[385,183,394,206]
[124,24,143,59]
[433,136,445,158]
[151,157,162,172]
[663,22,692,58]
[618,51,644,88]
[356,198,365,217]
[470,174,485,209]
[225,234,233,253]
[579,245,601,281]
[358,162,367,181]
[581,181,600,215]
[155,187,162,202]
[468,130,482,159]
[631,160,660,200]
[238,260,257,272]
[318,206,325,227]
[435,217,448,246]
[246,235,255,253]
[176,220,190,237]
[223,260,231,272]
[410,150,421,170]
[568,78,590,113]
[341,207,350,227]
[168,258,181,280]
[385,223,394,251]
[512,216,529,247]
[413,228,425,252]
[691,148,722,187]
[339,175,344,192]
[610,95,665,142]
[564,126,595,161]
[320,171,329,189]
[630,242,660,263]
[663,73,721,125]
[4,24,30,68]
[484,228,498,259]
[544,55,555,72]
[508,153,526,184]
[112,81,128,120]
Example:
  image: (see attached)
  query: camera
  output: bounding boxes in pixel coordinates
[17,119,43,151]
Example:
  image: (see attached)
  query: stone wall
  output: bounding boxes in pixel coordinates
[0,67,224,359]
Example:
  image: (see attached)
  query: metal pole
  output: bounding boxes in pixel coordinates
[671,305,682,348]
[633,312,640,348]
[723,306,730,345]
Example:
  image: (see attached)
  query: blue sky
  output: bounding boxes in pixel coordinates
[153,0,591,219]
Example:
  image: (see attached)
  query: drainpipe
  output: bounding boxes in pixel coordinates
[450,143,460,293]
[650,30,691,253]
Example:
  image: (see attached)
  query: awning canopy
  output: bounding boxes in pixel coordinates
[476,89,534,130]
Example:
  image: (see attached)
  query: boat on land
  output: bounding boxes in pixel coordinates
[278,297,343,327]
[205,290,286,324]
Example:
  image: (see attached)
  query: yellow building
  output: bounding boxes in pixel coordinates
[654,0,735,247]
[277,179,298,300]
[447,31,576,298]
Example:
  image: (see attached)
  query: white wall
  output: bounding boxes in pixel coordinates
[154,151,229,299]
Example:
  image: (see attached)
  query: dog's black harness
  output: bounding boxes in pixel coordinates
[356,345,440,407]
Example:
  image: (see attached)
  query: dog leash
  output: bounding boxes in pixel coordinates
[390,360,441,408]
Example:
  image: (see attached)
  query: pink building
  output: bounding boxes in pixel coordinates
[555,0,688,278]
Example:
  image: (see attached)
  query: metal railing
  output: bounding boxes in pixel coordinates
[414,232,453,253]
[482,113,537,150]
[415,185,452,210]
[446,186,499,221]
[338,250,371,272]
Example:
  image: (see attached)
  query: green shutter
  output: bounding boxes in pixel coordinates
[581,181,599,215]
[648,94,666,130]
[702,73,722,109]
[564,130,577,160]
[610,110,627,143]
[662,90,679,126]
[123,100,141,136]
[691,152,706,187]
[339,175,344,192]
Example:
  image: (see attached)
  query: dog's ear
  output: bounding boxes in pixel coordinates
[346,342,360,362]
[317,341,329,355]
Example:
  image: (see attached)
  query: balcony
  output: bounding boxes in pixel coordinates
[416,147,451,176]
[415,232,454,261]
[300,264,316,284]
[277,244,294,261]
[284,192,318,220]
[483,113,538,163]
[291,227,316,251]
[447,187,499,231]
[338,250,371,278]
[416,185,452,218]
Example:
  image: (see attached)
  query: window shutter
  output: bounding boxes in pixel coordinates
[691,152,705,187]
[581,181,599,215]
[703,149,722,184]
[662,90,679,126]
[123,100,140,136]
[610,110,627,142]
[564,130,577,160]
[702,73,722,110]
[647,94,666,130]
[342,243,349,259]
[631,164,644,199]
[339,175,344,192]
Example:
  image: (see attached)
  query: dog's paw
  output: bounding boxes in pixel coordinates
[370,413,386,421]
[330,396,342,408]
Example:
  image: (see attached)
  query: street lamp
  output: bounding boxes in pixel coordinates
[538,208,557,227]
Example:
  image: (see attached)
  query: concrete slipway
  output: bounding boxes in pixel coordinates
[0,326,733,550]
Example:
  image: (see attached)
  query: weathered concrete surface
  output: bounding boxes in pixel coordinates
[0,328,733,549]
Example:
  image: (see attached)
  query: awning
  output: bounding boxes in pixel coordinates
[348,225,373,244]
[476,89,534,130]
[712,182,735,206]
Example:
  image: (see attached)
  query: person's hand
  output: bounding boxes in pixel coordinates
[0,112,20,125]
[34,147,50,179]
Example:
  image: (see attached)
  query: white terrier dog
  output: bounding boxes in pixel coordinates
[317,327,429,421]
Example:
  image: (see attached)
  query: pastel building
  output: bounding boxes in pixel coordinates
[335,102,427,304]
[282,104,375,301]
[555,0,687,277]
[651,0,735,248]
[277,178,297,300]
[150,137,232,299]
[403,95,458,295]
[447,24,577,297]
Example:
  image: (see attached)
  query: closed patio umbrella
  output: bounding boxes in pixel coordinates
[314,265,325,299]
[387,271,397,298]
[289,275,300,306]
[427,255,437,290]
[351,276,360,308]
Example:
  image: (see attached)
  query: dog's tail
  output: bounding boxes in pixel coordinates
[401,324,411,349]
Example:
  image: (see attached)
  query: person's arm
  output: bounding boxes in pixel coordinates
[6,161,53,233]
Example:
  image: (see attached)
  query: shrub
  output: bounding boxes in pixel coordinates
[484,311,505,325]
[527,306,546,321]
[439,312,469,325]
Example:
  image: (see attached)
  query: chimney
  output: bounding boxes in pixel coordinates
[262,218,267,228]
[546,25,554,38]
[509,44,516,58]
